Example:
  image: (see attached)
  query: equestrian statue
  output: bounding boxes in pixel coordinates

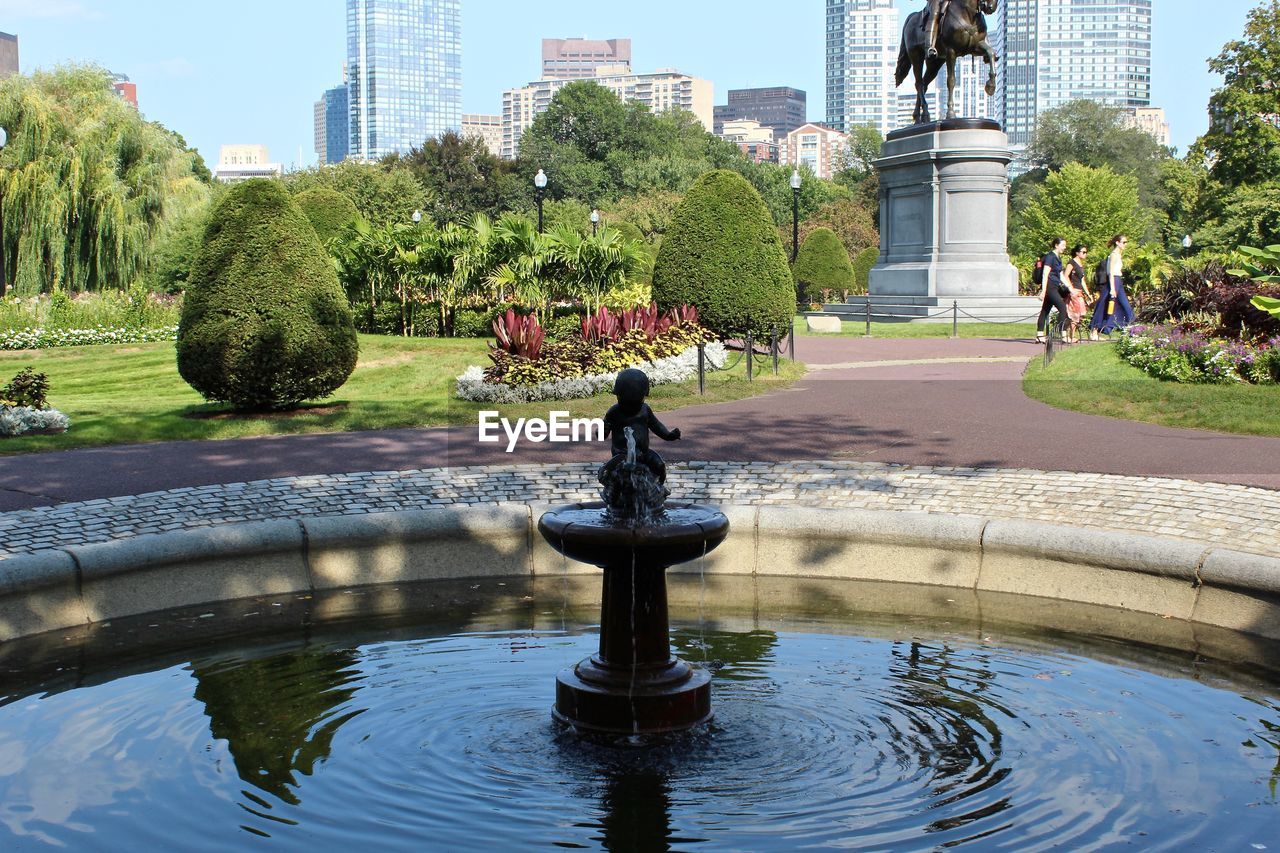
[897,0,1000,126]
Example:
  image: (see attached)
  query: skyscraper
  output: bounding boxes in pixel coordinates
[315,84,350,165]
[825,0,900,137]
[997,0,1153,149]
[541,38,631,80]
[0,32,17,79]
[347,0,462,161]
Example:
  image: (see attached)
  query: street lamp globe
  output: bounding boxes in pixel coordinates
[790,170,802,191]
[0,127,7,149]
[590,210,600,224]
[534,169,548,190]
[412,209,423,224]
[1182,235,1192,250]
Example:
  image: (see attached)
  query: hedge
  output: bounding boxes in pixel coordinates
[794,227,854,302]
[295,188,360,245]
[651,170,795,338]
[177,179,358,411]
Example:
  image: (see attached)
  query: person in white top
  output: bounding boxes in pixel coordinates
[1088,234,1134,340]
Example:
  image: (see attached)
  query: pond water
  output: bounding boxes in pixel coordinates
[0,578,1277,850]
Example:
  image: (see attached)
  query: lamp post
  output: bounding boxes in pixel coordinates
[0,126,7,297]
[1182,234,1192,258]
[534,169,548,234]
[790,169,802,264]
[590,209,600,238]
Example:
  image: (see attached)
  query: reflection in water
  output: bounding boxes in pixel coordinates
[890,641,1013,837]
[1,601,1279,850]
[191,649,364,807]
[596,770,675,853]
[671,627,778,679]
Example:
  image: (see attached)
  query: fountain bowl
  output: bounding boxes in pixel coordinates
[538,501,730,570]
[539,501,730,735]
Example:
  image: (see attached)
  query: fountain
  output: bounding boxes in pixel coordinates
[538,368,729,734]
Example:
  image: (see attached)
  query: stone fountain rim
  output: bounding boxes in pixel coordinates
[0,504,1277,644]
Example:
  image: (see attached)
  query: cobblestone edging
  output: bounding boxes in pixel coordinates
[4,460,1279,561]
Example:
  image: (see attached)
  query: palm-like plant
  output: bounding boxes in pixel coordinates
[487,213,549,311]
[544,225,645,314]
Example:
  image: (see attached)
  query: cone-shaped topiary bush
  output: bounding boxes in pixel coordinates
[651,170,795,339]
[178,179,359,411]
[294,188,359,245]
[794,227,854,303]
[852,246,880,295]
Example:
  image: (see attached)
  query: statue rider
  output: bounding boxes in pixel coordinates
[921,0,951,58]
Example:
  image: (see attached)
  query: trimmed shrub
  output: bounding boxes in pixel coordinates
[794,228,854,303]
[651,170,795,339]
[852,246,879,294]
[178,179,358,411]
[295,188,360,245]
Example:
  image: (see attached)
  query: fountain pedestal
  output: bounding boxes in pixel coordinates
[539,502,729,735]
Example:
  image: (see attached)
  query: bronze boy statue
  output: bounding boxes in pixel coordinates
[598,369,681,519]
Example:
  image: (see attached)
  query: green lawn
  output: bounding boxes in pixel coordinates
[792,316,1040,340]
[0,336,804,454]
[1023,343,1280,437]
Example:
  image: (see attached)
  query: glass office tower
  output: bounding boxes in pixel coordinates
[825,0,900,137]
[996,0,1152,149]
[347,0,462,160]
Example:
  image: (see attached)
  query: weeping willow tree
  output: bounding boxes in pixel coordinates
[0,65,210,295]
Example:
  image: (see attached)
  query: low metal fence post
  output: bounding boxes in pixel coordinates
[697,343,706,396]
[771,329,779,375]
[746,330,754,382]
[865,298,872,337]
[952,300,959,338]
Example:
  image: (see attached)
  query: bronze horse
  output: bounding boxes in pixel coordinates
[896,0,999,125]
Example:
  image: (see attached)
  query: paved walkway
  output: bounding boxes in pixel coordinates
[3,335,1278,562]
[3,460,1278,560]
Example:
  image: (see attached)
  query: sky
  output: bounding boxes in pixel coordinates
[0,0,1263,170]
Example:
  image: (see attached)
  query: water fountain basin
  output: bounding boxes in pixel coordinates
[538,502,730,570]
[539,502,730,735]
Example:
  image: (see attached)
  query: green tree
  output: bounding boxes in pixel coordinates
[1196,179,1280,250]
[178,179,358,410]
[388,130,516,224]
[793,227,855,303]
[749,163,849,229]
[1201,0,1280,187]
[0,65,210,294]
[283,160,431,227]
[839,123,884,179]
[652,169,795,338]
[605,190,683,241]
[785,197,879,262]
[1012,163,1150,261]
[1026,99,1170,210]
[295,188,360,245]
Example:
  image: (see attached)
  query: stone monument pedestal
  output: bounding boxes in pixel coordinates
[844,119,1036,324]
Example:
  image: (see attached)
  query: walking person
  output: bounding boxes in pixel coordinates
[1089,235,1135,340]
[1065,244,1093,344]
[1035,237,1069,345]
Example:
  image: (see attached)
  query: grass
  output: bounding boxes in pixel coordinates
[792,316,1040,340]
[0,336,805,455]
[1023,342,1280,437]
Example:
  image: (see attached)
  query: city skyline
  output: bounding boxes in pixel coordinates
[0,0,1260,169]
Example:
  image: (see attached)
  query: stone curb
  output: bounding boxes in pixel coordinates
[1,505,1276,643]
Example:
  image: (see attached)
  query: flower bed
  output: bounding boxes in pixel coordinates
[0,406,70,437]
[456,343,728,404]
[456,303,725,403]
[1116,324,1280,384]
[0,325,179,351]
